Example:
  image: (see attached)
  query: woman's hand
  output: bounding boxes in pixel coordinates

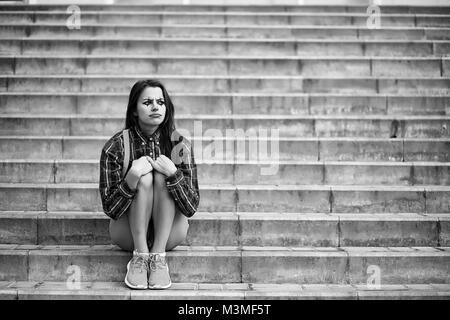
[131,156,154,176]
[148,155,178,177]
[125,156,153,190]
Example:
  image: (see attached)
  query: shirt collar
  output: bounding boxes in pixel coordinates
[132,124,160,143]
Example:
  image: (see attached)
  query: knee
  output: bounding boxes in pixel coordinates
[137,172,153,191]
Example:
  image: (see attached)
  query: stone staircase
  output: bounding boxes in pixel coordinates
[0,3,450,300]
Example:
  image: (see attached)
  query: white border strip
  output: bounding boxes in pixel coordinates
[22,0,450,6]
[27,0,114,4]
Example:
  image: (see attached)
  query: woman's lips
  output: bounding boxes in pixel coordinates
[149,114,161,118]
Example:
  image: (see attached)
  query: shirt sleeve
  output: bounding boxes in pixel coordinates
[99,137,137,220]
[165,137,200,218]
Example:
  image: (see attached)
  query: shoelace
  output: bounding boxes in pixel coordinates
[130,255,148,273]
[148,254,166,272]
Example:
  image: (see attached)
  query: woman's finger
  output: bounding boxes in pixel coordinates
[157,157,167,166]
[152,158,164,170]
[156,157,165,166]
[161,155,172,165]
[148,157,158,169]
[162,155,174,164]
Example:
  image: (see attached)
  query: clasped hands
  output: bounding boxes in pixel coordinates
[125,155,178,191]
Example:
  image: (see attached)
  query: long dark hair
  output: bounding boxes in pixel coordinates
[125,79,176,158]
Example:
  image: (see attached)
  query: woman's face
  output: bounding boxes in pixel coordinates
[134,86,166,129]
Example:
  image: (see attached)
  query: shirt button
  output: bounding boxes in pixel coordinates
[141,142,145,145]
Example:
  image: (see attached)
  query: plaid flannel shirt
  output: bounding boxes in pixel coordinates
[99,125,200,220]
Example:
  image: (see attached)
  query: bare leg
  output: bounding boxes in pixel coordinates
[150,171,177,253]
[109,212,189,252]
[109,213,134,252]
[164,211,189,251]
[109,172,189,252]
[127,173,153,253]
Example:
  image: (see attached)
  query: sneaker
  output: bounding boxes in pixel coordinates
[124,250,149,290]
[148,253,172,289]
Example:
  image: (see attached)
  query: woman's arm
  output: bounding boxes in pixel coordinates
[99,138,137,220]
[165,138,200,218]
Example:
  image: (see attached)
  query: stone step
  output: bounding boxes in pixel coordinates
[2,38,449,57]
[1,24,449,40]
[0,183,449,213]
[0,56,446,77]
[2,160,449,186]
[1,75,449,95]
[0,244,449,284]
[0,211,448,247]
[0,11,449,27]
[1,281,449,300]
[1,93,449,116]
[1,114,449,138]
[1,136,448,162]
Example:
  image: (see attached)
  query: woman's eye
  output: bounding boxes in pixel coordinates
[158,101,165,105]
